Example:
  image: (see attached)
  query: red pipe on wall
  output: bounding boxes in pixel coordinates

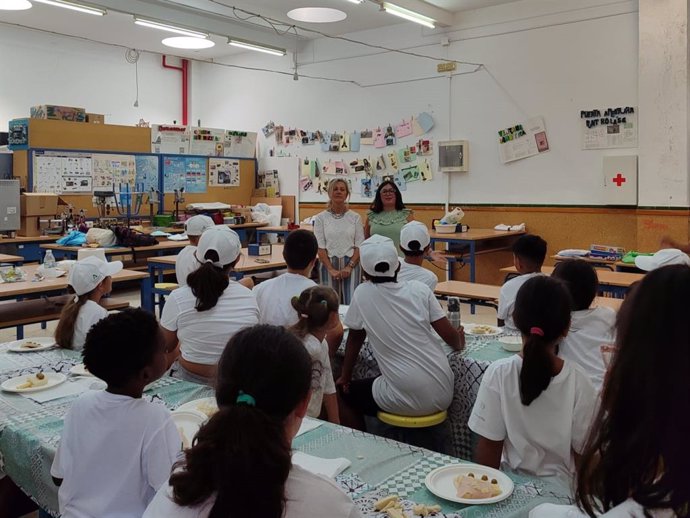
[162,56,189,126]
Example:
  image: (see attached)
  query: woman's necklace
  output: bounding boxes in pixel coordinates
[328,207,346,219]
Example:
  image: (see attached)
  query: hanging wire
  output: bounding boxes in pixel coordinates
[125,48,141,107]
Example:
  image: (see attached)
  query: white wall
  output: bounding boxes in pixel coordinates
[0,25,197,127]
[197,1,639,205]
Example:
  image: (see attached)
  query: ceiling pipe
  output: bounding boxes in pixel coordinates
[162,55,189,126]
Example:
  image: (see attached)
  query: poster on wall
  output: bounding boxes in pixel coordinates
[8,118,29,150]
[257,169,280,197]
[162,156,186,192]
[190,127,225,156]
[224,131,257,158]
[152,124,190,155]
[184,157,207,193]
[498,116,549,164]
[32,151,94,194]
[209,158,240,187]
[581,107,637,150]
[135,156,159,193]
[92,154,135,189]
[62,175,92,193]
[33,154,65,193]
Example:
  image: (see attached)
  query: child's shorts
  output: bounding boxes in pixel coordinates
[337,377,380,416]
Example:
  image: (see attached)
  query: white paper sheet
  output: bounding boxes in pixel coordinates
[291,451,351,478]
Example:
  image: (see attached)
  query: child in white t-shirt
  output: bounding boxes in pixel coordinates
[498,234,547,329]
[51,308,180,518]
[552,260,616,390]
[531,265,690,518]
[175,215,215,286]
[469,275,597,485]
[55,256,123,350]
[289,286,340,423]
[397,220,438,290]
[338,235,464,430]
[144,325,361,518]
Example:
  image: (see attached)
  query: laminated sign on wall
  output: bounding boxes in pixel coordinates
[602,155,637,206]
[581,107,637,150]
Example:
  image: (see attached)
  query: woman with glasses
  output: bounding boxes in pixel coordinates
[313,178,364,304]
[365,180,413,256]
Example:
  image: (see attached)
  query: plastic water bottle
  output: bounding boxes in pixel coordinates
[43,249,56,269]
[447,297,461,328]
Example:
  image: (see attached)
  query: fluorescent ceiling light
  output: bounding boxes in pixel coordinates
[228,39,286,57]
[162,36,215,49]
[134,17,208,38]
[383,2,435,28]
[345,0,364,3]
[0,0,33,10]
[32,0,106,16]
[287,7,347,23]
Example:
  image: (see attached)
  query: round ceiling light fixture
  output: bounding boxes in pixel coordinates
[162,36,215,49]
[0,0,33,10]
[287,7,346,23]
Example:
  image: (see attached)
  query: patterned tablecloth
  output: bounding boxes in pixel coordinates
[0,337,571,518]
[334,332,520,460]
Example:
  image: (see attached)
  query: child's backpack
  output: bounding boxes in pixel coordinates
[111,226,159,248]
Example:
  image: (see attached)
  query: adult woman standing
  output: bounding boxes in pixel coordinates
[313,179,364,304]
[365,180,413,255]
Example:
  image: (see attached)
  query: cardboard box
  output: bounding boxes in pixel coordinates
[20,193,58,216]
[30,105,86,122]
[248,243,272,256]
[19,216,41,237]
[86,113,105,124]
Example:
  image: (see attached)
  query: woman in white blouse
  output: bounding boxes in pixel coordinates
[313,178,364,304]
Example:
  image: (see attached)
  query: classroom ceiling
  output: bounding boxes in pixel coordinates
[0,0,524,61]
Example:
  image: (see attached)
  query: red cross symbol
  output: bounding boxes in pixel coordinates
[612,173,626,187]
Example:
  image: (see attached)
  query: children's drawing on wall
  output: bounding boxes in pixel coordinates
[361,177,373,197]
[360,130,373,145]
[300,176,313,192]
[419,160,433,181]
[387,152,399,171]
[384,125,396,146]
[401,164,421,183]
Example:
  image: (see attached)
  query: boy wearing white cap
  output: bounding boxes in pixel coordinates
[161,226,259,384]
[55,256,123,350]
[338,235,465,430]
[175,215,215,286]
[398,221,438,290]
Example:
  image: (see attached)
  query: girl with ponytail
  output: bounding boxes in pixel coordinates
[143,325,361,518]
[290,286,340,423]
[468,276,598,488]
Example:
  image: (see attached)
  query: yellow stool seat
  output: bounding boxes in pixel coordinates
[377,410,447,429]
[155,282,179,291]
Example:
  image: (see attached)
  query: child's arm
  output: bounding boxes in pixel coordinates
[322,393,340,425]
[160,327,180,368]
[336,329,366,388]
[431,317,465,351]
[474,436,503,469]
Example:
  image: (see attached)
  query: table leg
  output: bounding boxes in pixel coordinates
[142,266,154,313]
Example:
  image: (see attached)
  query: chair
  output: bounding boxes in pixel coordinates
[373,410,450,453]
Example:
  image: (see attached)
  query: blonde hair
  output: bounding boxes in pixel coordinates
[55,293,90,349]
[290,286,339,338]
[327,178,350,210]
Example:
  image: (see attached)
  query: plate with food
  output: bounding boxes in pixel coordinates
[171,409,208,449]
[425,463,514,505]
[463,324,504,337]
[176,397,218,418]
[7,337,57,353]
[1,372,67,393]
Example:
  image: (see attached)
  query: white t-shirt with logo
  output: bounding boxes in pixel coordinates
[559,306,616,391]
[143,465,361,518]
[397,261,438,291]
[498,272,543,329]
[71,300,108,351]
[302,333,336,418]
[530,499,676,518]
[175,245,199,286]
[160,283,259,365]
[468,355,597,482]
[344,280,453,416]
[51,390,180,518]
[255,273,316,327]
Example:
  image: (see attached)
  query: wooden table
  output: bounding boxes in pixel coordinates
[551,254,641,272]
[500,265,644,297]
[429,229,525,283]
[0,235,60,263]
[40,239,190,263]
[0,254,24,265]
[145,244,287,313]
[256,224,313,243]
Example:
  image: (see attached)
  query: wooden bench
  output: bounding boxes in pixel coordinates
[0,295,130,339]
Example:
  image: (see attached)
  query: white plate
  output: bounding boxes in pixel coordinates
[172,409,208,449]
[464,324,504,337]
[425,464,514,505]
[69,364,94,377]
[498,336,522,352]
[7,337,57,353]
[176,397,218,418]
[1,372,67,393]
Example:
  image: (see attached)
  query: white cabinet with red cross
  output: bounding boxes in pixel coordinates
[602,155,638,206]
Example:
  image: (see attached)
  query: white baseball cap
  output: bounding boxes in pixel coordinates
[184,215,215,236]
[635,248,690,271]
[68,256,123,296]
[400,221,430,252]
[360,235,400,277]
[195,226,241,267]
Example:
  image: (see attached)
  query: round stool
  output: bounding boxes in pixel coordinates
[377,410,447,428]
